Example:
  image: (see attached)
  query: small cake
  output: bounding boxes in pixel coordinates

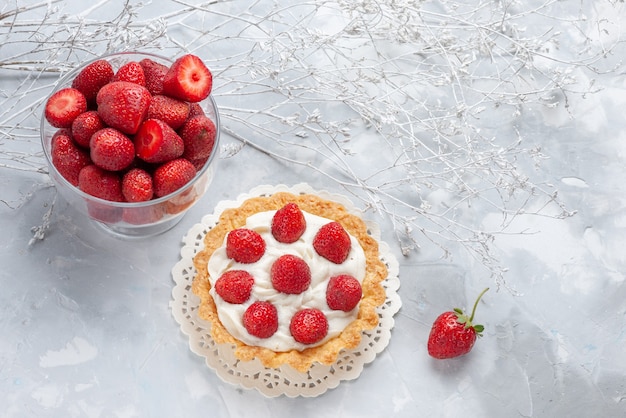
[192,191,387,372]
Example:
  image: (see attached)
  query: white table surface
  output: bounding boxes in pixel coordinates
[1,1,625,417]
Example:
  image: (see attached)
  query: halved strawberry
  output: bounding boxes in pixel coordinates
[71,110,104,148]
[122,168,154,202]
[179,115,217,161]
[111,61,146,86]
[134,118,184,164]
[152,158,196,198]
[50,129,91,186]
[96,81,151,135]
[162,54,212,102]
[147,95,190,130]
[139,58,169,96]
[89,128,135,171]
[71,59,114,105]
[44,87,88,128]
[78,164,124,202]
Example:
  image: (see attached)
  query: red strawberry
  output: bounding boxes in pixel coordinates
[162,54,212,102]
[289,308,328,345]
[44,88,87,128]
[271,203,306,243]
[139,58,168,95]
[214,270,255,304]
[112,61,146,86]
[427,288,489,359]
[243,301,278,339]
[71,59,114,105]
[152,158,196,198]
[71,110,104,148]
[226,228,266,264]
[89,128,135,171]
[122,168,154,202]
[147,95,190,130]
[313,221,351,264]
[188,102,205,117]
[78,164,124,202]
[96,81,151,135]
[326,274,362,312]
[134,118,184,164]
[50,129,91,186]
[179,115,217,161]
[270,254,311,294]
[188,156,209,172]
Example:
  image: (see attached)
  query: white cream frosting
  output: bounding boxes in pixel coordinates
[207,209,366,352]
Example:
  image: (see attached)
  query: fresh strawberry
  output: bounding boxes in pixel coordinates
[111,61,145,86]
[215,270,255,304]
[188,102,205,117]
[50,129,91,186]
[162,54,212,102]
[71,110,104,148]
[147,95,190,130]
[427,288,489,359]
[89,128,135,171]
[152,158,196,198]
[243,301,278,339]
[71,59,114,105]
[78,164,124,202]
[326,274,362,312]
[134,118,184,163]
[188,156,209,172]
[271,203,306,243]
[313,221,351,264]
[226,228,266,263]
[179,115,217,161]
[44,87,88,128]
[139,58,168,95]
[122,204,164,225]
[289,308,328,345]
[270,254,311,294]
[96,81,151,135]
[121,167,154,202]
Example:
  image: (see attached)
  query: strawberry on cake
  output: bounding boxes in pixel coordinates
[192,192,388,373]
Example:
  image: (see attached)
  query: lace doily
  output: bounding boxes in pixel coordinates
[170,184,401,397]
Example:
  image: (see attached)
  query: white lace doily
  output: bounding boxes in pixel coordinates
[170,183,401,397]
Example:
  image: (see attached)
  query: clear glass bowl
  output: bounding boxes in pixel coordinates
[40,52,220,239]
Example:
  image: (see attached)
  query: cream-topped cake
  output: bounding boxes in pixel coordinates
[192,191,387,372]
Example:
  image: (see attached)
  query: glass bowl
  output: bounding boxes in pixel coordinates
[40,52,220,239]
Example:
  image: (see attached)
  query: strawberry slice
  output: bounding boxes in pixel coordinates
[162,54,212,102]
[134,118,184,164]
[44,87,87,128]
[96,81,151,135]
[152,158,196,198]
[71,59,114,105]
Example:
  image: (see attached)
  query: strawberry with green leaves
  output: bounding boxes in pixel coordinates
[427,288,489,359]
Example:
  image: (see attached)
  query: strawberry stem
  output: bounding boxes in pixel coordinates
[468,287,489,323]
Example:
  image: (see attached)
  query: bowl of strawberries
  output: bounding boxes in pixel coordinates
[40,51,220,238]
